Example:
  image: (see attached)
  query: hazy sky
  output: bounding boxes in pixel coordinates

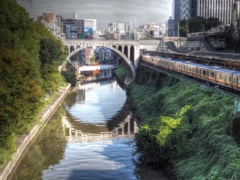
[37,0,172,31]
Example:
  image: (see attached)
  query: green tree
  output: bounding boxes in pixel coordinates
[39,38,65,92]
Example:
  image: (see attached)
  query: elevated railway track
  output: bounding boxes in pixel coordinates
[146,51,240,70]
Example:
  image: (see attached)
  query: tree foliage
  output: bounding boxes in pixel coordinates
[178,16,221,37]
[0,0,67,169]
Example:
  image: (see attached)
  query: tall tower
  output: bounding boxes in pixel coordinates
[235,0,240,20]
[173,0,183,23]
[197,0,235,25]
[182,0,190,19]
[17,0,37,21]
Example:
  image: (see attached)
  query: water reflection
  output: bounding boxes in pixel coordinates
[10,79,169,180]
[8,107,67,180]
[66,80,127,124]
[62,80,138,143]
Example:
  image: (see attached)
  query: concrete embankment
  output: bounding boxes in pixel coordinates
[0,84,71,180]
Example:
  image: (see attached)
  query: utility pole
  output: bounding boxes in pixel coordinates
[178,22,180,37]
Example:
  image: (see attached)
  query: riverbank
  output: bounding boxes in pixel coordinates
[114,64,240,179]
[0,84,71,180]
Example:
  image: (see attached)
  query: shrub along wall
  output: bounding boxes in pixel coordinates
[116,65,240,179]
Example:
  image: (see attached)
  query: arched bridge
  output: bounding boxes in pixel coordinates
[62,40,140,83]
[62,39,160,84]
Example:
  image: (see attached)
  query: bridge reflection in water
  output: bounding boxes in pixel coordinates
[62,114,138,143]
[61,79,138,143]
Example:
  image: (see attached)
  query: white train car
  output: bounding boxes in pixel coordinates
[141,54,240,92]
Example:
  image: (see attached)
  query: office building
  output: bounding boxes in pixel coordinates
[17,0,37,21]
[197,0,235,25]
[166,17,175,37]
[84,19,97,39]
[62,19,85,39]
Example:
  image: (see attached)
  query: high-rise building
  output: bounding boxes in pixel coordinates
[165,17,175,37]
[62,19,85,39]
[234,0,240,19]
[197,0,235,25]
[17,0,37,21]
[84,19,97,39]
[173,0,183,23]
[181,0,190,19]
[190,0,197,19]
[181,0,197,20]
[173,0,239,33]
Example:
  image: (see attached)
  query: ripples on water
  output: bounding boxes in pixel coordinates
[9,79,169,180]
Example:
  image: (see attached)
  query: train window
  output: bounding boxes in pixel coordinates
[228,76,232,82]
[218,73,222,79]
[203,70,207,76]
[238,78,240,85]
[207,71,209,76]
[210,72,214,78]
[196,69,199,74]
[233,78,236,84]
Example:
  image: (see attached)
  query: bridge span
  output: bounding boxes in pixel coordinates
[62,39,160,84]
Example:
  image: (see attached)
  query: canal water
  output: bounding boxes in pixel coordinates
[9,79,169,180]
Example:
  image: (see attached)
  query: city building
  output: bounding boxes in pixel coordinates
[62,18,85,39]
[180,0,197,20]
[85,47,94,65]
[84,19,97,39]
[153,26,160,38]
[16,0,37,21]
[236,0,240,18]
[197,0,235,26]
[165,17,175,37]
[173,0,183,24]
[181,0,190,20]
[106,22,130,40]
[232,0,240,38]
[171,0,238,37]
[38,12,63,38]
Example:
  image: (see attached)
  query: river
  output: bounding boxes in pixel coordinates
[9,79,169,180]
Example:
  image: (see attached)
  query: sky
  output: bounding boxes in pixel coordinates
[37,0,172,31]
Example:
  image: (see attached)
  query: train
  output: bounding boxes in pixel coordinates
[141,54,240,92]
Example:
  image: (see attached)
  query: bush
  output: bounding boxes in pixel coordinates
[129,67,240,179]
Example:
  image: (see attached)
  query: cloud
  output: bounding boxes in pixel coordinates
[37,0,172,29]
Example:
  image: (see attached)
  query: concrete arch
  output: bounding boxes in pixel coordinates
[130,45,135,64]
[76,45,81,49]
[70,45,75,53]
[67,46,135,79]
[124,45,128,58]
[118,45,122,52]
[113,45,116,49]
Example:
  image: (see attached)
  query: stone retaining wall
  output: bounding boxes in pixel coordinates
[0,84,71,180]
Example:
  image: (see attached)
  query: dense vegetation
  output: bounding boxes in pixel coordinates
[178,16,221,37]
[0,0,66,169]
[113,64,128,82]
[115,65,240,179]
